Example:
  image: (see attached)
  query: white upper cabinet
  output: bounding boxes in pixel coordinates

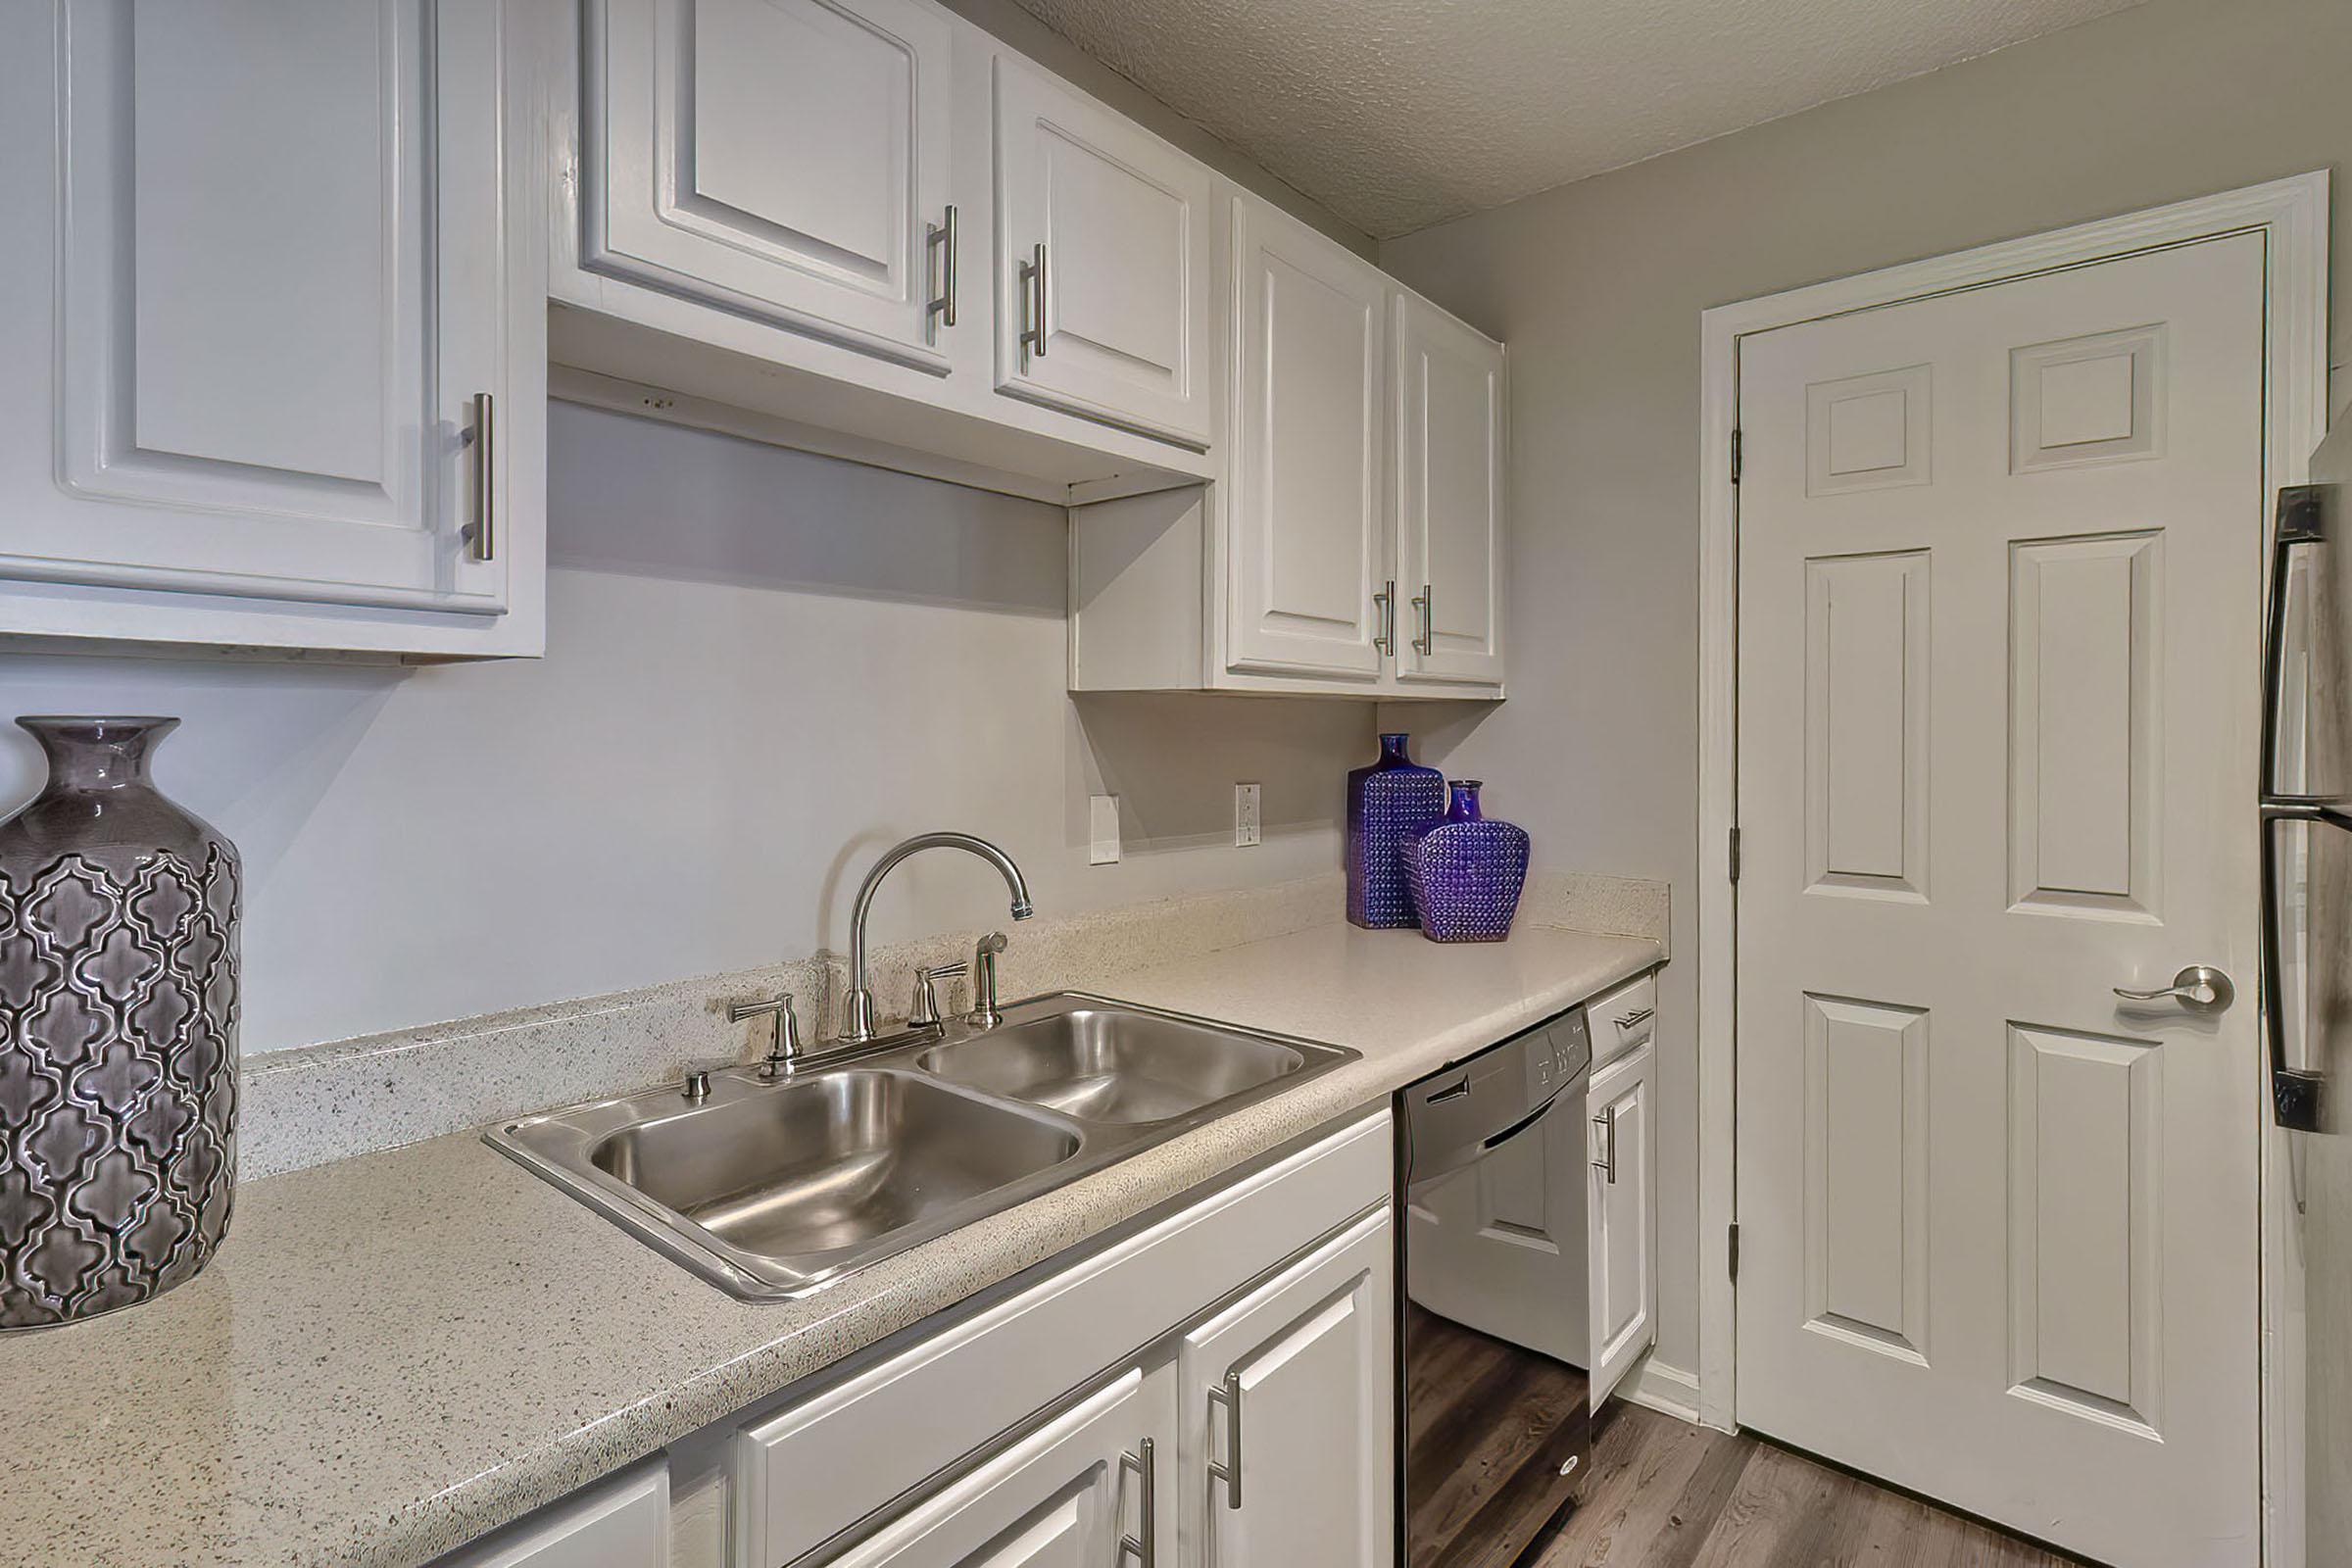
[1223,193,1391,683]
[991,57,1215,450]
[1395,292,1506,687]
[0,0,543,658]
[1068,189,1506,699]
[580,0,958,371]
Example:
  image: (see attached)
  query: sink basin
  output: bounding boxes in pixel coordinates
[915,1007,1309,1124]
[588,1070,1079,1260]
[485,993,1356,1301]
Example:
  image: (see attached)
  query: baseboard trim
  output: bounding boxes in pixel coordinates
[1618,1353,1704,1426]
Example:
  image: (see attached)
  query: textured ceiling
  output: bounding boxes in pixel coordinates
[1005,0,2144,238]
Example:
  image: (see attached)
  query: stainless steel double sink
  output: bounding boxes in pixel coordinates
[486,993,1356,1301]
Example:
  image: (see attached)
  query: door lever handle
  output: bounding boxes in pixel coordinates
[2114,964,2234,1013]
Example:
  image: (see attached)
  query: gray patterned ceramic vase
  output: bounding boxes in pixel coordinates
[0,717,238,1330]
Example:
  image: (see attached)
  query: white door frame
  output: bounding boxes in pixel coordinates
[1693,177,2330,1497]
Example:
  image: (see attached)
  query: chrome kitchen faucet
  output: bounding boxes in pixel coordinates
[841,833,1033,1044]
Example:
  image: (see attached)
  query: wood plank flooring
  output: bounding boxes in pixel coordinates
[1407,1304,2086,1567]
[1529,1399,2090,1568]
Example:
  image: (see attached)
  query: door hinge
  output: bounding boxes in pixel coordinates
[1731,427,1742,485]
[1728,826,1741,883]
[1729,1222,1740,1282]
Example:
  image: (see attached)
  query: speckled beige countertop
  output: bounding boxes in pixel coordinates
[0,922,1661,1568]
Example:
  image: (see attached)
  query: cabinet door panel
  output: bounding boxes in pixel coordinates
[1396,293,1504,686]
[435,1459,667,1568]
[583,0,956,369]
[1224,196,1388,681]
[15,0,507,612]
[993,59,1211,448]
[829,1365,1172,1568]
[1589,1042,1656,1407]
[1180,1206,1393,1568]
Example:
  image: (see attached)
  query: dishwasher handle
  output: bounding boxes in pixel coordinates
[1482,1090,1564,1152]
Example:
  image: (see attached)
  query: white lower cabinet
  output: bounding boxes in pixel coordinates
[1587,1040,1657,1408]
[436,1461,669,1568]
[721,1110,1392,1568]
[1179,1207,1396,1568]
[828,1364,1176,1568]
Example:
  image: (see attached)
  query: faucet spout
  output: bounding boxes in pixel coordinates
[843,832,1034,1043]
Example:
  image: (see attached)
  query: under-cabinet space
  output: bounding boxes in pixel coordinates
[0,0,545,659]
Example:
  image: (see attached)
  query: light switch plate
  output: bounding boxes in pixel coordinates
[1090,795,1121,864]
[1235,783,1261,847]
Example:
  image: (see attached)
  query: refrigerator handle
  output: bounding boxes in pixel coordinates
[2261,808,2327,1132]
[2263,485,2330,800]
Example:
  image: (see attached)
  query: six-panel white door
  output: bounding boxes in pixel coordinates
[1179,1206,1393,1568]
[581,0,958,372]
[2,0,510,613]
[1223,196,1391,683]
[1587,1041,1655,1408]
[1394,293,1505,688]
[1735,232,2267,1567]
[992,57,1213,449]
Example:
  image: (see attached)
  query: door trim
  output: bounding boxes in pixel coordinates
[1692,176,2330,1510]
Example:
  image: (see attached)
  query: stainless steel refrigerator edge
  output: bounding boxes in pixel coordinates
[2264,418,2352,1560]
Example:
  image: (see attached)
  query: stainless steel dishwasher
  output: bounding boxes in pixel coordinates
[1396,1005,1594,1568]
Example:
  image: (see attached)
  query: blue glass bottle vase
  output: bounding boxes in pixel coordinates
[1406,781,1530,943]
[1345,733,1445,929]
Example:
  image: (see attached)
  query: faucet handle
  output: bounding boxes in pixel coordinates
[909,962,968,1028]
[728,993,803,1077]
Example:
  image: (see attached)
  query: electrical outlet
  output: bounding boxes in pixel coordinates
[1235,783,1261,847]
[1089,795,1121,864]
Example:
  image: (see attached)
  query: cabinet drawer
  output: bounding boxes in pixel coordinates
[733,1109,1391,1568]
[1590,971,1657,1067]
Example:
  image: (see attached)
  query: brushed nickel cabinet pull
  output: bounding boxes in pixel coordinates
[1118,1437,1156,1565]
[1411,583,1433,655]
[1019,242,1049,362]
[1374,579,1396,656]
[465,391,495,563]
[926,206,958,338]
[1206,1370,1243,1509]
[1592,1105,1618,1184]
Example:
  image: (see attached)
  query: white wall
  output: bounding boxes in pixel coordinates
[0,403,1370,1054]
[1380,0,2352,1379]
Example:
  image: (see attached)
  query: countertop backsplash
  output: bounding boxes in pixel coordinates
[239,867,1669,1181]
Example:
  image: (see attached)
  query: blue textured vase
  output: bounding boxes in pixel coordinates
[1406,781,1529,943]
[1346,733,1445,929]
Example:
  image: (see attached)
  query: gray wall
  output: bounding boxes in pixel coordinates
[0,404,1369,1054]
[1380,0,2352,1377]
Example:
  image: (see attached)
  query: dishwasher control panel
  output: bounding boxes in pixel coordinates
[1526,1008,1592,1100]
